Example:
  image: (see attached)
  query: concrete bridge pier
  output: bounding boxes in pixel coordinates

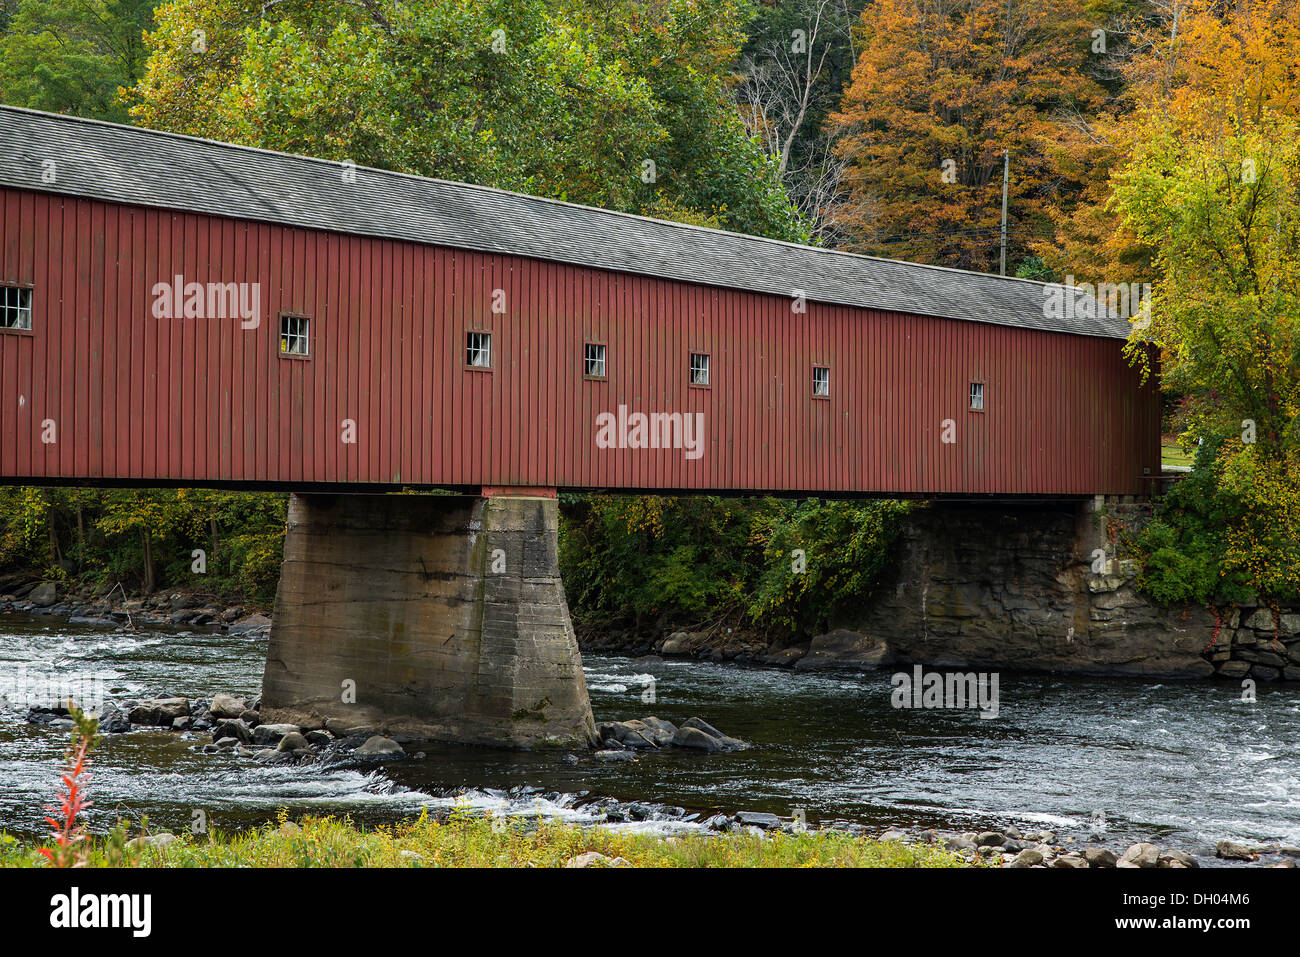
[259,491,597,749]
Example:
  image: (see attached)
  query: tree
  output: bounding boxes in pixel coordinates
[829,0,1110,270]
[1037,0,1300,285]
[1113,3,1300,600]
[129,0,809,240]
[0,0,156,121]
[95,489,199,593]
[737,0,873,245]
[131,0,665,211]
[558,493,909,638]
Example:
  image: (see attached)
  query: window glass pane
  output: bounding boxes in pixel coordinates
[279,314,309,355]
[813,366,830,396]
[467,332,491,368]
[690,353,709,385]
[0,287,32,330]
[970,382,984,409]
[585,343,605,377]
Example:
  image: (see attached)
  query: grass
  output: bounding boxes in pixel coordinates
[0,809,971,868]
[1161,437,1195,470]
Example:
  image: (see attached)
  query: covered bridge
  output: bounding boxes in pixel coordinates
[0,105,1158,498]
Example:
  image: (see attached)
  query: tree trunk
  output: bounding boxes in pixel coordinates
[141,531,155,595]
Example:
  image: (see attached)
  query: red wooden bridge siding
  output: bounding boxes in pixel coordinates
[0,187,1160,495]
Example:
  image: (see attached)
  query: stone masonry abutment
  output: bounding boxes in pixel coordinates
[852,497,1218,677]
[260,492,597,748]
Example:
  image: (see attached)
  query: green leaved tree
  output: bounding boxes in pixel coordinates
[129,0,807,239]
[1115,97,1300,601]
[0,0,155,121]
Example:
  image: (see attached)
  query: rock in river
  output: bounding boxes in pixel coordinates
[1118,842,1161,868]
[353,735,405,758]
[97,702,131,734]
[212,718,252,744]
[277,731,309,752]
[208,693,247,719]
[734,811,784,830]
[128,697,190,726]
[672,716,748,752]
[1084,847,1117,868]
[252,722,299,746]
[1216,840,1262,861]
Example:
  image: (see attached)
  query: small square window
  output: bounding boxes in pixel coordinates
[584,342,606,378]
[812,365,830,398]
[279,314,309,357]
[969,381,984,411]
[466,331,492,369]
[0,286,32,330]
[690,352,710,387]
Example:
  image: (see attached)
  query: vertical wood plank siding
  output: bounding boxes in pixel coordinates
[0,189,1161,495]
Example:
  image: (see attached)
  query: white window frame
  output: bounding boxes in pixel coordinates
[466,330,492,369]
[689,352,710,387]
[584,342,607,379]
[812,365,830,398]
[0,285,32,331]
[279,313,310,357]
[969,381,985,411]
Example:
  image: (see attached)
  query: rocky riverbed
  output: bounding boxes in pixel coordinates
[0,573,272,638]
[6,595,1300,863]
[20,693,1294,868]
[26,688,749,763]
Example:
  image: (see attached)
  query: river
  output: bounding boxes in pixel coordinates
[2,612,1298,859]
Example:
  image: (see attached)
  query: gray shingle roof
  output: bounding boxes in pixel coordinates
[0,105,1129,338]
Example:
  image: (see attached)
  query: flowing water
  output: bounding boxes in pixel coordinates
[2,611,1298,858]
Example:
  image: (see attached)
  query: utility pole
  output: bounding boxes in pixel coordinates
[999,149,1009,277]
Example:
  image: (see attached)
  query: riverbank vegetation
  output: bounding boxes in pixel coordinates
[0,487,285,604]
[0,488,912,642]
[559,495,911,640]
[0,811,968,868]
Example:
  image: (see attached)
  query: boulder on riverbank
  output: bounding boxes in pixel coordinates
[127,697,190,726]
[595,715,748,755]
[208,693,248,719]
[29,582,58,607]
[794,629,892,671]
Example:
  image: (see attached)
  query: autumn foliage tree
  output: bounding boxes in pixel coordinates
[1041,0,1300,285]
[829,0,1111,270]
[1113,0,1300,602]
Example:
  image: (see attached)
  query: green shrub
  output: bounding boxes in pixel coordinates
[558,494,910,638]
[1132,439,1270,605]
[0,487,287,605]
